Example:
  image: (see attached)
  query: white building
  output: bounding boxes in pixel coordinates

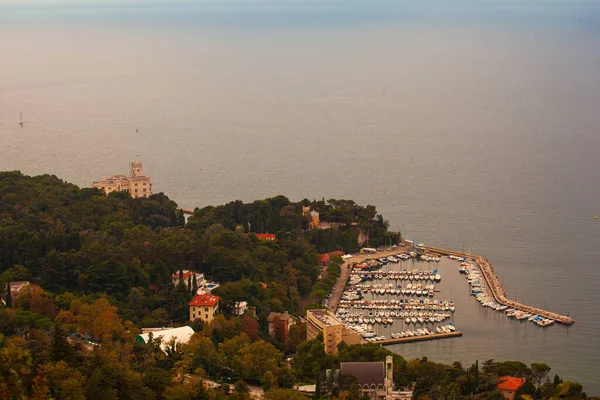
[233,301,248,316]
[171,270,205,288]
[135,326,195,353]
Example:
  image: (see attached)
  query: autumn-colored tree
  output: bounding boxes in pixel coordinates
[14,285,58,319]
[241,316,259,342]
[0,336,33,399]
[241,340,283,384]
[30,368,51,400]
[42,361,86,400]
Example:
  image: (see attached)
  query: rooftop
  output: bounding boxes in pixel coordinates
[189,294,220,307]
[136,326,194,353]
[340,362,385,386]
[497,377,526,392]
[307,309,341,327]
[255,233,276,240]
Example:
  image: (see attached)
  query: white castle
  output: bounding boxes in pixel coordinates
[91,161,152,199]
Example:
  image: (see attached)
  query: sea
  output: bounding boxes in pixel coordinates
[1,0,599,393]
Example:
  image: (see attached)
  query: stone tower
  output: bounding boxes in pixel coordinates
[310,210,320,229]
[385,355,393,398]
[302,206,310,217]
[131,161,144,177]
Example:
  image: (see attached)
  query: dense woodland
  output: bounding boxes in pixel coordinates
[0,172,594,399]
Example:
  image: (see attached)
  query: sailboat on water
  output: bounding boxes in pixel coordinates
[18,112,24,125]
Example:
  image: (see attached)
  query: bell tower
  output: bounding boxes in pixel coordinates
[385,355,393,398]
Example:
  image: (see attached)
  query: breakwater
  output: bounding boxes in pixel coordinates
[423,245,575,326]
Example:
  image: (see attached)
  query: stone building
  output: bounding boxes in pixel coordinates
[306,309,363,355]
[92,161,152,199]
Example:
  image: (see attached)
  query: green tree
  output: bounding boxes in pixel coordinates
[51,322,75,363]
[531,363,551,390]
[169,282,190,323]
[264,389,308,400]
[192,274,198,296]
[522,381,586,400]
[241,340,283,383]
[486,389,507,400]
[5,281,12,308]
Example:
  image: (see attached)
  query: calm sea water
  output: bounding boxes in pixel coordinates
[1,0,599,394]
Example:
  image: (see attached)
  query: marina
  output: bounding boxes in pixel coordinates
[423,245,575,326]
[334,251,461,344]
[330,242,575,346]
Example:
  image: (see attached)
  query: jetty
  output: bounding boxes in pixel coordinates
[423,245,575,326]
[376,331,462,346]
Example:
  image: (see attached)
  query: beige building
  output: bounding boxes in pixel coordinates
[188,294,220,323]
[92,161,152,199]
[306,309,363,355]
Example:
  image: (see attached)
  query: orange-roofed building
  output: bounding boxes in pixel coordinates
[497,377,526,400]
[255,233,276,241]
[318,251,345,265]
[189,294,220,323]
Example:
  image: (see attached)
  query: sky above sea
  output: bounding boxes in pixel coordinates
[2,0,600,26]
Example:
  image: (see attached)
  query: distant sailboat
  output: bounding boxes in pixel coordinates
[18,112,24,125]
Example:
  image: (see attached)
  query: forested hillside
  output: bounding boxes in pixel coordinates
[1,172,589,400]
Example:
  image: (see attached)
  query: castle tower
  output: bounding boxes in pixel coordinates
[131,161,144,177]
[128,161,152,198]
[302,206,310,217]
[310,210,320,229]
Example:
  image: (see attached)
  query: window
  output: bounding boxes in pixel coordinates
[135,183,138,186]
[135,189,138,193]
[143,182,146,186]
[143,188,146,192]
[205,307,208,312]
[205,314,208,319]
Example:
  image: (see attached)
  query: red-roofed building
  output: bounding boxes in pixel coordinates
[497,377,526,400]
[189,294,220,323]
[318,251,345,265]
[255,233,276,241]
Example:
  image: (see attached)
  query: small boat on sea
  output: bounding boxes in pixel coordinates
[18,112,24,125]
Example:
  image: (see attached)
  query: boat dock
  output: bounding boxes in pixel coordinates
[423,245,575,326]
[378,331,463,345]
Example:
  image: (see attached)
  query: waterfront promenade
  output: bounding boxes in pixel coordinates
[423,245,575,326]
